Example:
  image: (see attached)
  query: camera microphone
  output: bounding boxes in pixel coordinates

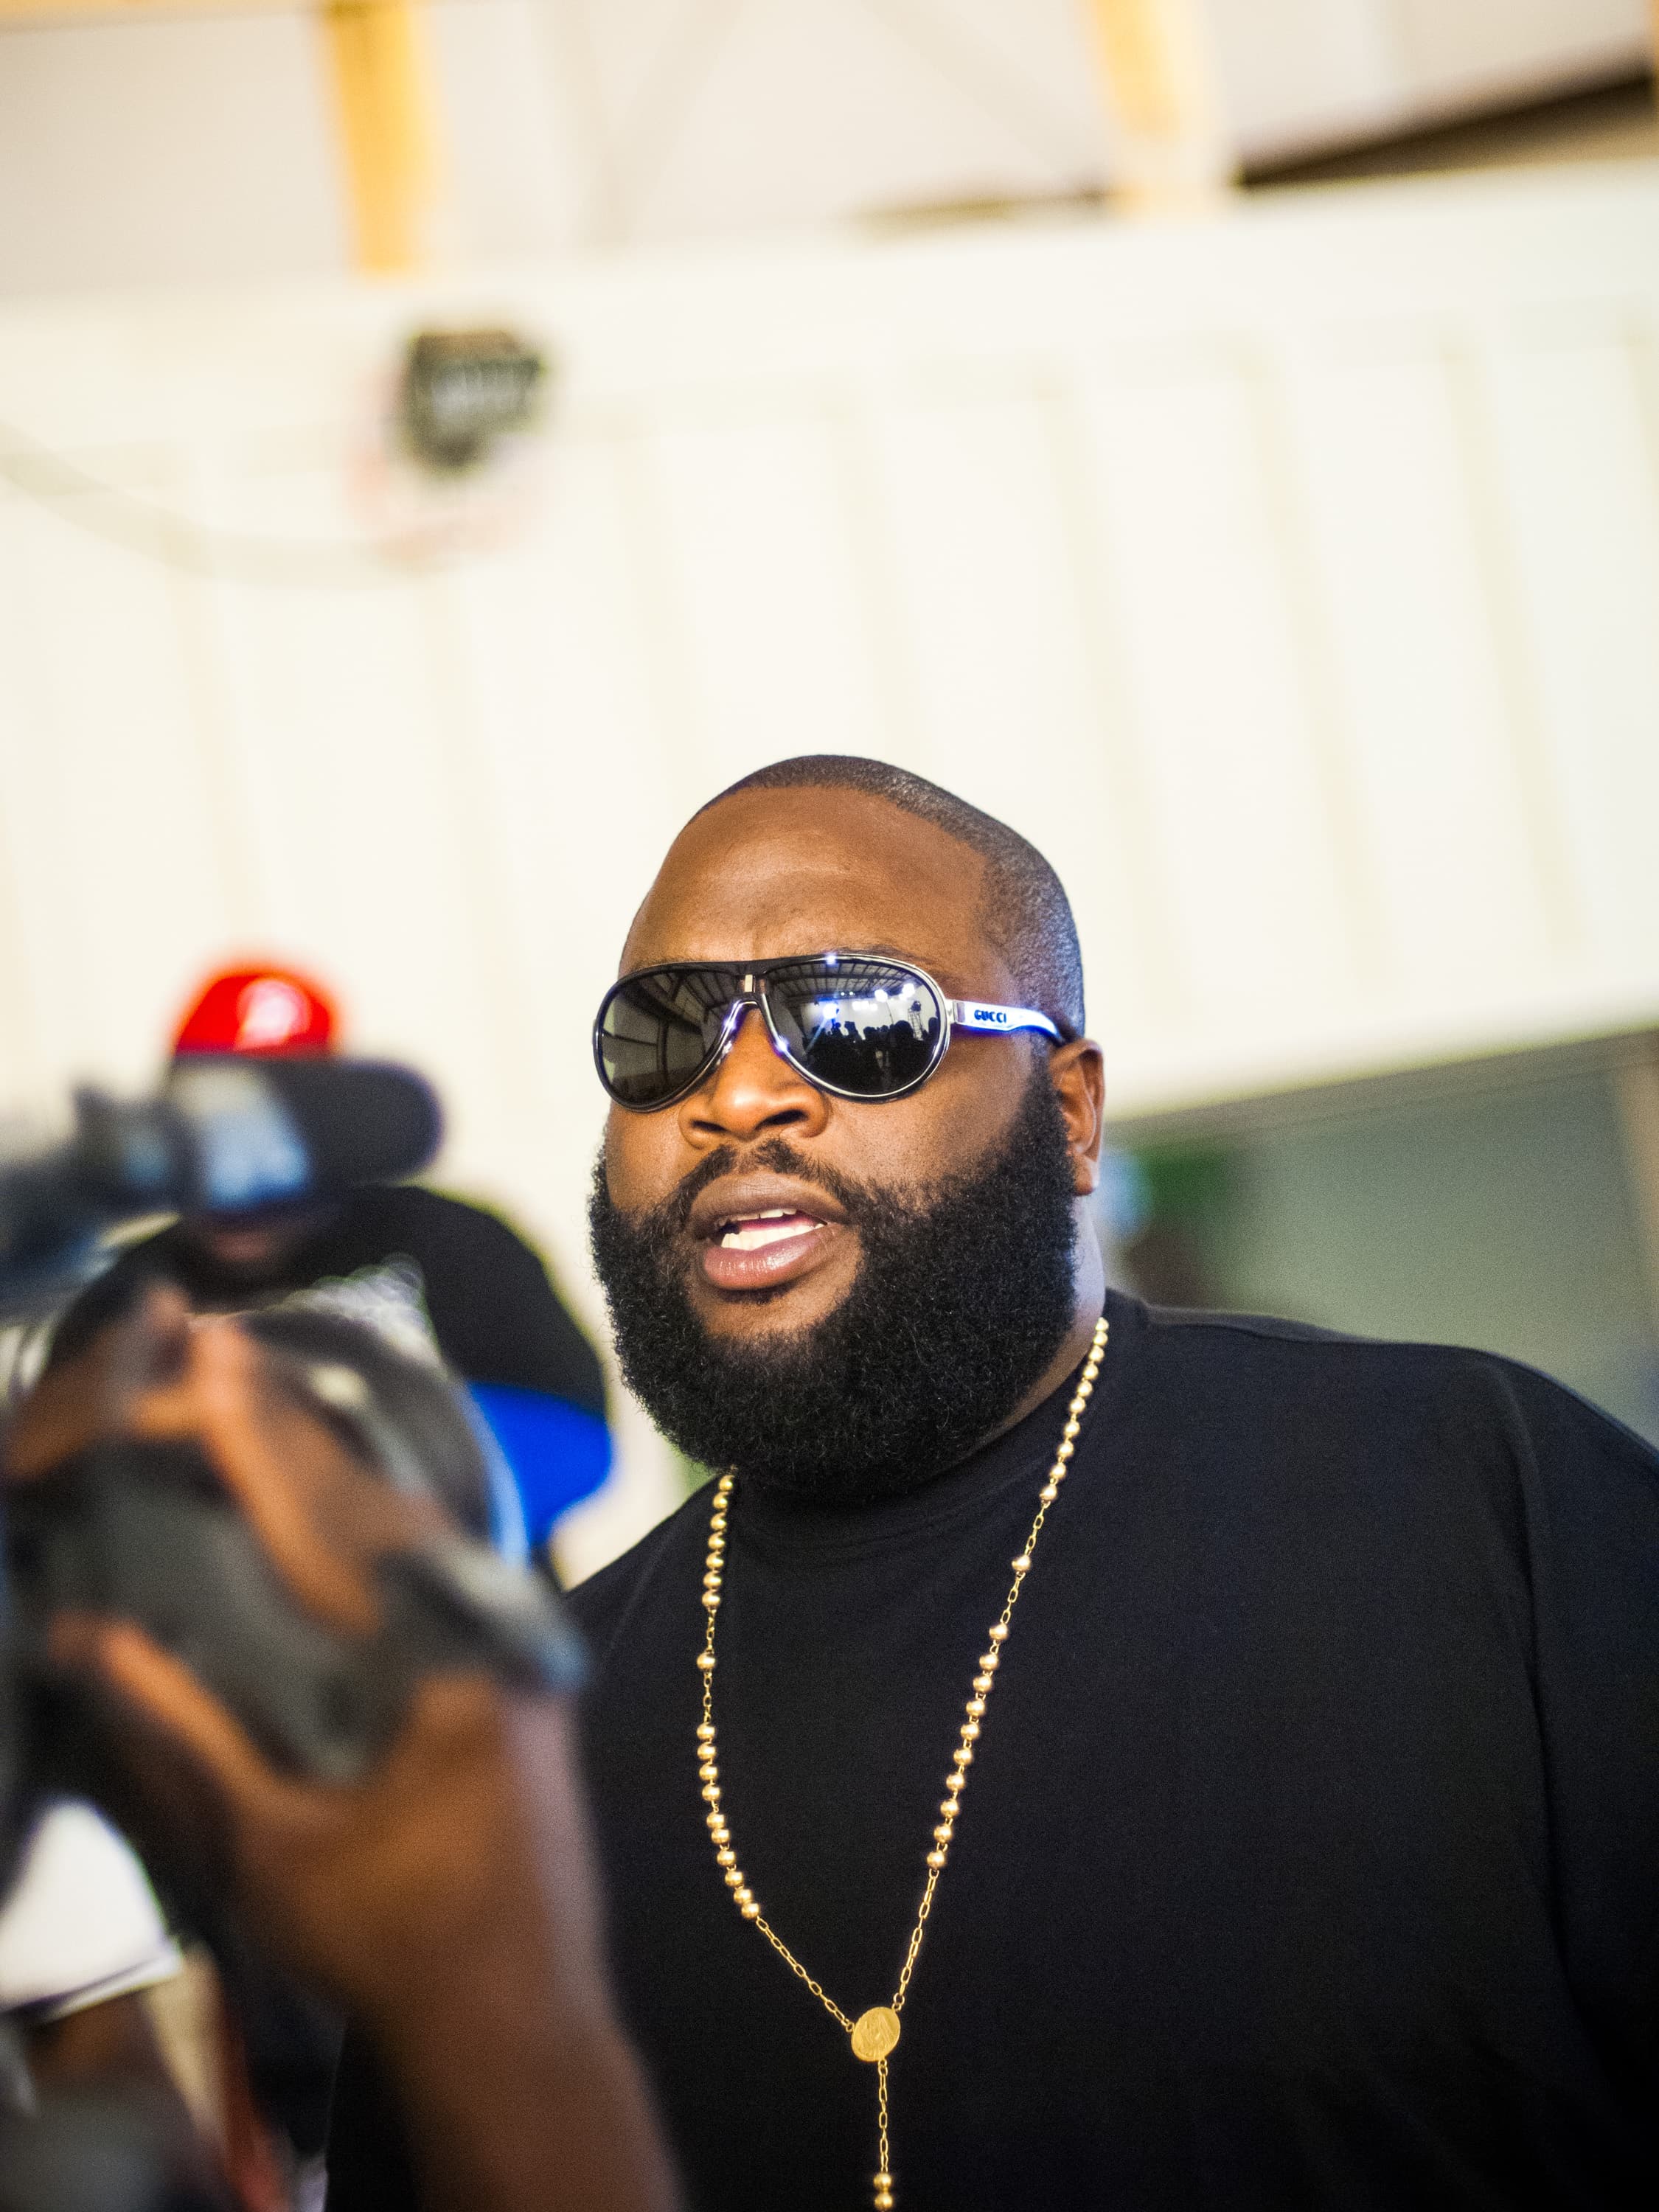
[158,1056,442,1210]
[0,1059,442,1301]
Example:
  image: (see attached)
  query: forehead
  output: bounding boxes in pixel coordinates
[622,787,1008,992]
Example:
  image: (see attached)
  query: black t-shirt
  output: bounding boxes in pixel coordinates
[325,1294,1659,2210]
[51,1183,605,1415]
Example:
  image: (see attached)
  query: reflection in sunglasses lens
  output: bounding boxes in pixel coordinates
[770,962,943,1096]
[602,967,745,1106]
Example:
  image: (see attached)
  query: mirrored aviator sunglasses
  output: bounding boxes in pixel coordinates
[594,953,1061,1111]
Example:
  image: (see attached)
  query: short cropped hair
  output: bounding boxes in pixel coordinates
[704,755,1085,1037]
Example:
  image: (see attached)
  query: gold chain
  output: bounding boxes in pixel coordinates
[693,1313,1110,2211]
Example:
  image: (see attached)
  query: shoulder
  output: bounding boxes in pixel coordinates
[343,1189,606,1407]
[340,1186,563,1307]
[1120,1294,1659,1484]
[346,1184,542,1265]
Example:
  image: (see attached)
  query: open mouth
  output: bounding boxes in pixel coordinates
[690,1182,849,1296]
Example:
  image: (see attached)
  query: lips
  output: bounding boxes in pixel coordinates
[689,1175,849,1295]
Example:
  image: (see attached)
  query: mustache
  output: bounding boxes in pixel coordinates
[605,1136,882,1239]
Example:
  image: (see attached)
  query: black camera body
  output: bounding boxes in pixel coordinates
[4,1310,584,1873]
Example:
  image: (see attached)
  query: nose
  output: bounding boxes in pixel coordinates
[680,1006,829,1147]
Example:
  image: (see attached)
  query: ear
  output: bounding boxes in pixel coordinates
[1048,1040,1105,1198]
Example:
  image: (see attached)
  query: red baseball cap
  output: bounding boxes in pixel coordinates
[171,964,339,1057]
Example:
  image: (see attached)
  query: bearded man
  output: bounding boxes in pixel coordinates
[327,757,1659,2212]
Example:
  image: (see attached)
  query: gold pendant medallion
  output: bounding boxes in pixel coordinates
[850,2007,901,2063]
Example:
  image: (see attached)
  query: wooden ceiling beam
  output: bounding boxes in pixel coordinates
[322,0,439,272]
[1082,0,1234,210]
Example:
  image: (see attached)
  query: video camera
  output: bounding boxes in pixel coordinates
[0,1055,585,2209]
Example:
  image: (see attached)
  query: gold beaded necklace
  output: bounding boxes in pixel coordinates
[693,1313,1109,2211]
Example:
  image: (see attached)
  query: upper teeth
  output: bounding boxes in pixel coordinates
[719,1208,808,1251]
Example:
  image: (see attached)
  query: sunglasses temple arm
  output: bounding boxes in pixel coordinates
[949,1000,1062,1040]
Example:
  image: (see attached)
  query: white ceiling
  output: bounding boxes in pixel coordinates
[0,0,1649,295]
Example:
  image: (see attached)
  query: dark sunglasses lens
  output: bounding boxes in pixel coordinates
[766,960,945,1097]
[599,967,745,1106]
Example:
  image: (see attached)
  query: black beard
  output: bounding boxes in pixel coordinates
[587,1072,1079,1503]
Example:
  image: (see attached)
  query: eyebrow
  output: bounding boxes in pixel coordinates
[804,942,969,978]
[855,945,974,992]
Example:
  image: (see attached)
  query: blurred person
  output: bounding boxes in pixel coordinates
[326,756,1659,2212]
[0,1291,681,2212]
[48,964,612,2191]
[53,962,611,1559]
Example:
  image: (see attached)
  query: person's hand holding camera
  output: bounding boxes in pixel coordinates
[3,1290,680,2212]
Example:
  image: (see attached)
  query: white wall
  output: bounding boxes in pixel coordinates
[2,164,1658,1564]
[0,0,1649,296]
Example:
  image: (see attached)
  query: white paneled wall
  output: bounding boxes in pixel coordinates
[1,164,1658,1562]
